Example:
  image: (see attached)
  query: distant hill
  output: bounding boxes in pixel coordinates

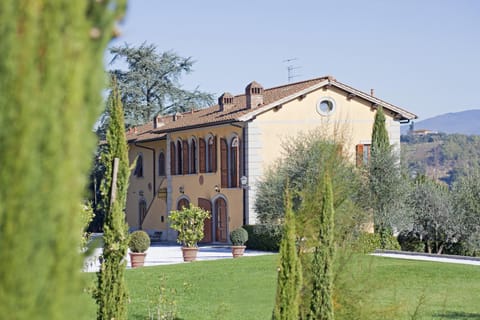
[401,109,480,135]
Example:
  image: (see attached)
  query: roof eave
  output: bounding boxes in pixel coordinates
[237,79,417,122]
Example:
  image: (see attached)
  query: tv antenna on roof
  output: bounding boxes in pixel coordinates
[282,58,301,83]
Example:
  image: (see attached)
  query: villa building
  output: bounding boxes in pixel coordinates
[125,76,417,243]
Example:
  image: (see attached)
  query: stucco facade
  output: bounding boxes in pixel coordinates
[125,76,416,243]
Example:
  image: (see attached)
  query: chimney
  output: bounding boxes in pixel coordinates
[370,88,375,97]
[245,81,264,109]
[173,112,183,122]
[154,114,164,129]
[218,92,234,112]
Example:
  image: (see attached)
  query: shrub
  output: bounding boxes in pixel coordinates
[244,224,282,252]
[129,230,151,253]
[354,232,401,253]
[355,232,382,253]
[230,227,248,246]
[397,230,424,252]
[169,204,211,248]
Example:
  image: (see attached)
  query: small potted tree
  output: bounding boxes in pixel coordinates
[128,230,150,268]
[230,227,248,258]
[169,203,211,262]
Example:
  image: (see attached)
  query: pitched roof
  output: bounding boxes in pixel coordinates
[126,76,417,142]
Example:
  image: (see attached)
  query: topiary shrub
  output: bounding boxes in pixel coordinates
[230,227,248,246]
[243,224,282,252]
[397,230,424,252]
[128,230,151,253]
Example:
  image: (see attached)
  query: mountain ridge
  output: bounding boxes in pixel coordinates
[401,109,480,135]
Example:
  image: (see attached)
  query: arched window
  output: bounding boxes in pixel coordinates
[199,138,206,173]
[190,138,197,174]
[134,154,144,177]
[207,135,217,173]
[138,199,147,228]
[158,151,165,176]
[220,138,228,188]
[230,137,240,188]
[177,198,189,210]
[170,142,176,175]
[177,140,183,175]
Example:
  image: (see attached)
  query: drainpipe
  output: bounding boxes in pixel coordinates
[134,142,156,196]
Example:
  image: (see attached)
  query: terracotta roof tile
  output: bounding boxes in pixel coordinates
[125,76,416,142]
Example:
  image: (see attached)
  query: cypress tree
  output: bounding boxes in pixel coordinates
[272,188,302,320]
[0,2,125,319]
[369,106,397,246]
[308,172,335,320]
[94,79,130,319]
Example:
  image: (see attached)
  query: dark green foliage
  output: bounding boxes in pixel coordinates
[230,227,249,246]
[108,43,214,127]
[244,225,283,252]
[272,190,302,320]
[307,172,335,320]
[0,2,125,319]
[95,79,130,320]
[129,230,151,253]
[397,230,424,252]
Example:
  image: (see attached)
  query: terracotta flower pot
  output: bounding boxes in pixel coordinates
[231,245,246,258]
[182,247,199,262]
[129,252,147,268]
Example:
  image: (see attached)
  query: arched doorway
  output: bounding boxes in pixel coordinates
[198,198,212,243]
[214,197,228,243]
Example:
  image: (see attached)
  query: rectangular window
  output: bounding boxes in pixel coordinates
[356,144,371,166]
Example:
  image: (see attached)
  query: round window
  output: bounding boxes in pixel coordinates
[316,97,335,116]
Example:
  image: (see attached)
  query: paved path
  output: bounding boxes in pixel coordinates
[84,246,480,272]
[84,244,273,272]
[372,251,480,266]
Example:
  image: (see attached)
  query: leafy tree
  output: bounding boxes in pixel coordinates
[407,176,456,254]
[255,129,364,230]
[108,43,214,127]
[369,107,402,246]
[272,188,302,320]
[307,172,335,320]
[0,1,125,319]
[452,172,480,254]
[94,79,130,319]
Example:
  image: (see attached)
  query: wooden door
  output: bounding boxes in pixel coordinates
[215,198,227,243]
[198,198,212,243]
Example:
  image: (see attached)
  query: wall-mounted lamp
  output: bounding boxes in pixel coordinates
[179,186,185,194]
[240,176,248,188]
[214,185,220,193]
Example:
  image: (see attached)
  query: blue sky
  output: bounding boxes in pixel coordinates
[108,0,480,120]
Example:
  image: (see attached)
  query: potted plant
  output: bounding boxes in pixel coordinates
[230,227,248,258]
[128,230,151,268]
[169,203,211,262]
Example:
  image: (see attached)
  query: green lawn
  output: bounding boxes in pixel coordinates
[85,254,480,319]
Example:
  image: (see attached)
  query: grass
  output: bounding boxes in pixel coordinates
[84,254,480,319]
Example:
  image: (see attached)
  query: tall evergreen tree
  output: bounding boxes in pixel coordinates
[272,188,302,320]
[108,43,214,127]
[308,172,335,320]
[94,79,130,320]
[0,1,125,319]
[369,106,399,246]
